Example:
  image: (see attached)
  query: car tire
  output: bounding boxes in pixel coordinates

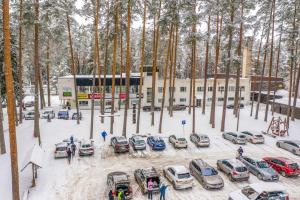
[229,174,235,182]
[292,149,296,155]
[233,140,237,144]
[217,164,221,171]
[257,173,263,180]
[280,171,287,177]
[222,134,225,139]
[276,142,280,148]
[172,181,177,190]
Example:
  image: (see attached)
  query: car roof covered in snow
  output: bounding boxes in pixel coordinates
[170,165,189,174]
[249,182,286,193]
[108,171,129,183]
[142,167,159,177]
[115,136,127,142]
[225,159,245,168]
[55,142,68,147]
[152,136,163,141]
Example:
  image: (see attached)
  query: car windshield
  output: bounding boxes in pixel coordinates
[257,161,270,168]
[236,167,247,172]
[56,147,67,151]
[200,136,208,139]
[178,173,191,179]
[238,135,246,138]
[59,111,67,114]
[82,144,91,148]
[241,186,259,199]
[178,138,186,141]
[135,140,145,144]
[255,135,263,138]
[257,191,287,200]
[154,137,163,142]
[43,111,50,114]
[202,168,218,176]
[288,163,299,169]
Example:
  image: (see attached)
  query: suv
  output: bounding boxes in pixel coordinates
[169,135,188,148]
[229,183,289,200]
[263,157,300,177]
[58,110,69,119]
[189,159,224,189]
[190,133,210,147]
[111,136,129,153]
[54,142,68,158]
[41,109,55,119]
[238,156,279,181]
[134,167,161,194]
[129,135,146,150]
[222,132,246,145]
[276,140,300,155]
[78,140,94,156]
[163,165,194,190]
[240,131,265,144]
[107,171,133,199]
[217,159,249,182]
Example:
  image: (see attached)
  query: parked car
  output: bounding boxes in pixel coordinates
[129,135,146,150]
[226,103,244,109]
[25,111,35,120]
[169,135,188,148]
[142,106,161,112]
[58,109,69,119]
[263,157,300,177]
[107,171,133,199]
[240,131,265,144]
[54,142,68,158]
[134,167,161,194]
[189,159,224,189]
[190,133,210,147]
[276,140,300,156]
[217,159,249,182]
[72,112,82,120]
[238,156,279,181]
[170,104,187,111]
[147,136,166,151]
[25,101,34,107]
[41,109,55,119]
[163,165,194,190]
[229,182,289,200]
[104,107,117,113]
[78,139,94,156]
[222,132,247,145]
[111,136,129,153]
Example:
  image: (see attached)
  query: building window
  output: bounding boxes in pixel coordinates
[180,87,187,92]
[158,87,163,93]
[240,97,245,100]
[218,86,224,92]
[158,98,162,103]
[79,101,88,106]
[169,87,175,92]
[147,88,152,103]
[79,86,89,93]
[218,97,224,102]
[208,87,213,92]
[197,87,204,92]
[207,98,212,102]
[180,98,186,102]
[228,97,234,101]
[229,86,235,91]
[240,86,245,91]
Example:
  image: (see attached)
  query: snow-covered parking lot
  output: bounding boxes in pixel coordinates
[1,99,300,200]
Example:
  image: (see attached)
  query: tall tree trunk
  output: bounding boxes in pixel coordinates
[3,0,20,198]
[0,84,6,154]
[34,0,41,145]
[101,1,110,124]
[233,1,244,116]
[18,0,24,124]
[192,26,196,133]
[136,2,147,133]
[150,0,162,126]
[188,68,192,114]
[170,25,179,117]
[264,0,276,122]
[119,20,124,110]
[46,39,51,107]
[255,4,273,120]
[90,0,100,139]
[158,25,173,133]
[66,12,80,124]
[202,15,211,115]
[122,0,131,137]
[272,23,283,116]
[221,2,235,132]
[168,25,175,116]
[111,0,119,134]
[287,1,298,127]
[210,13,222,128]
[39,69,45,109]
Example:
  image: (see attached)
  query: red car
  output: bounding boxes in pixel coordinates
[263,157,300,177]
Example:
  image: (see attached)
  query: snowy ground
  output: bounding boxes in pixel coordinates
[1,96,300,200]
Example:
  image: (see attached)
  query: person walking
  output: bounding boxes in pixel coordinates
[108,190,114,200]
[71,143,76,157]
[101,130,108,142]
[159,183,168,200]
[237,146,244,158]
[117,191,122,200]
[67,147,72,164]
[147,179,153,200]
[70,135,74,144]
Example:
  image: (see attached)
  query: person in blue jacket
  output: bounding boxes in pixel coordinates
[101,131,108,141]
[159,183,169,200]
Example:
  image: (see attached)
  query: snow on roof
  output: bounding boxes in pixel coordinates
[21,144,44,171]
[59,73,140,79]
[171,165,189,174]
[272,97,300,108]
[250,182,286,193]
[276,89,289,97]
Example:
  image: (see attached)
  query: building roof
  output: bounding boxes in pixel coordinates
[21,144,44,171]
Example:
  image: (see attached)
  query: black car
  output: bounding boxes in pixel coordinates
[142,106,161,112]
[226,103,244,109]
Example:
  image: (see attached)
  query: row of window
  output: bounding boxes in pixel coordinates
[157,86,245,93]
[157,97,245,103]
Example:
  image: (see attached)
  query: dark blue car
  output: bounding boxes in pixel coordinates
[147,136,166,151]
[58,110,69,120]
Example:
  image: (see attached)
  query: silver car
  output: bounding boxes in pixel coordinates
[240,131,265,144]
[238,156,279,181]
[222,132,246,145]
[276,140,300,156]
[129,135,146,150]
[217,159,249,182]
[190,133,210,147]
[189,159,224,189]
[169,135,188,148]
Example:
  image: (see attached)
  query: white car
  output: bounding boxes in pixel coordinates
[169,135,188,148]
[240,131,265,144]
[41,109,55,119]
[78,140,94,156]
[54,142,68,158]
[163,165,193,190]
[229,182,289,200]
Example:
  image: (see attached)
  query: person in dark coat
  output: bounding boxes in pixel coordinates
[70,135,74,144]
[159,184,169,200]
[238,146,244,157]
[67,147,72,164]
[101,131,108,141]
[108,190,114,200]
